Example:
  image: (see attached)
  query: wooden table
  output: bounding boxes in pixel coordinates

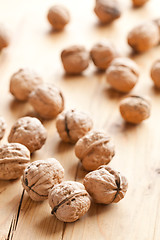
[0,0,160,239]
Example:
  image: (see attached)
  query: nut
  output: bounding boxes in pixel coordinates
[0,143,30,180]
[75,130,115,171]
[127,21,160,52]
[47,5,70,31]
[132,0,149,7]
[8,116,47,153]
[29,84,64,119]
[106,57,139,93]
[83,165,128,204]
[22,158,64,201]
[0,25,9,51]
[151,59,160,88]
[0,117,6,140]
[90,41,118,70]
[56,109,93,143]
[48,181,91,222]
[94,0,121,24]
[119,95,151,124]
[61,45,90,74]
[10,68,43,101]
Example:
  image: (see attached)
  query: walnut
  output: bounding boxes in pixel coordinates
[75,130,115,171]
[22,158,64,201]
[8,116,47,153]
[90,41,118,70]
[119,95,151,124]
[29,84,64,119]
[132,0,149,7]
[56,109,93,143]
[106,57,139,93]
[0,117,6,140]
[83,166,128,204]
[94,0,121,24]
[127,21,160,52]
[9,68,43,101]
[0,25,9,51]
[48,181,91,222]
[151,59,160,88]
[61,45,90,75]
[0,143,30,180]
[47,5,70,31]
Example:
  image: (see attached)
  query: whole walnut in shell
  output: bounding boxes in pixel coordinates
[48,181,91,222]
[29,84,64,119]
[9,68,43,101]
[90,41,118,70]
[106,57,139,93]
[0,143,30,180]
[0,25,9,51]
[8,116,47,153]
[127,22,160,52]
[61,45,90,75]
[119,95,151,124]
[75,130,115,171]
[94,0,121,24]
[0,117,6,140]
[47,5,70,31]
[151,59,160,88]
[83,166,128,204]
[22,158,64,201]
[56,109,93,143]
[132,0,149,7]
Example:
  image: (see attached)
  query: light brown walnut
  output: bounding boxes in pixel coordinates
[48,181,91,222]
[56,109,93,144]
[22,158,64,201]
[75,130,115,171]
[132,0,149,7]
[151,59,160,88]
[29,84,64,119]
[0,143,30,180]
[0,117,6,140]
[0,25,9,51]
[106,57,139,93]
[8,116,47,153]
[84,166,128,204]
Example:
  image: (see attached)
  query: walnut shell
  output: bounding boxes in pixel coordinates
[22,158,64,201]
[151,59,160,88]
[90,41,118,70]
[29,84,64,119]
[0,25,9,51]
[132,0,149,7]
[56,109,93,143]
[94,0,121,24]
[9,68,43,101]
[75,130,115,171]
[83,166,128,204]
[0,143,30,180]
[127,22,160,52]
[8,116,47,153]
[47,5,70,31]
[48,181,91,222]
[0,117,6,140]
[119,95,151,124]
[106,57,139,93]
[61,45,90,75]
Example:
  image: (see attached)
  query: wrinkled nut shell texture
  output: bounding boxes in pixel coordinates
[22,158,64,201]
[10,68,43,101]
[106,57,139,93]
[0,26,9,50]
[90,41,118,70]
[119,96,151,124]
[94,0,121,24]
[56,109,93,143]
[49,181,91,222]
[128,22,160,52]
[84,166,128,204]
[151,59,160,88]
[0,117,6,140]
[47,5,70,30]
[61,45,90,74]
[0,143,30,180]
[132,0,149,7]
[8,116,47,153]
[75,130,115,171]
[29,84,64,119]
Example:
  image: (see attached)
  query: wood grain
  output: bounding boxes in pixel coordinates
[0,0,160,239]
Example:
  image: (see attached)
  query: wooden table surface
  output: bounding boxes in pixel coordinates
[0,0,160,239]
